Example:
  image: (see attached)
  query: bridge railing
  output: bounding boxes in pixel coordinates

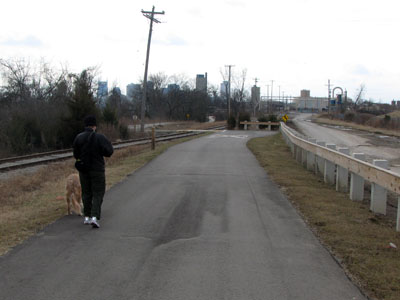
[240,121,280,131]
[280,122,400,231]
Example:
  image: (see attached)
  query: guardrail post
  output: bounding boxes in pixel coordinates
[268,124,271,131]
[370,160,389,215]
[307,138,317,172]
[324,144,336,185]
[301,145,307,168]
[288,138,294,156]
[293,144,298,159]
[296,145,302,163]
[336,148,350,192]
[316,141,326,176]
[397,198,400,232]
[350,153,366,201]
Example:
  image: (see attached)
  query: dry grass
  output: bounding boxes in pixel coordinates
[0,134,208,256]
[247,133,400,300]
[313,116,400,137]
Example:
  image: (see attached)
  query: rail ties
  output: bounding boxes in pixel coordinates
[0,126,226,172]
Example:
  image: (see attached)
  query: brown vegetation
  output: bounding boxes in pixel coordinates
[248,133,400,300]
[0,133,207,256]
[314,112,400,138]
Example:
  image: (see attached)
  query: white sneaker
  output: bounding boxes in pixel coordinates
[91,217,100,228]
[84,216,90,225]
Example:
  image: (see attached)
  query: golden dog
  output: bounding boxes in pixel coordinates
[65,173,82,215]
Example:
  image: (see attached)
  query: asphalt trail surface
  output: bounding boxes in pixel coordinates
[0,130,366,300]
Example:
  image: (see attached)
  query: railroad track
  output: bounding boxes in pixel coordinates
[0,126,225,172]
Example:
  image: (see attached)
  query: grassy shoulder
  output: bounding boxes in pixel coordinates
[0,133,208,256]
[247,133,400,300]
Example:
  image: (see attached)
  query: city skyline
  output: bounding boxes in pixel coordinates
[1,0,400,103]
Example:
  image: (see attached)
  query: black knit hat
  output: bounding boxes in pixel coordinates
[84,115,97,127]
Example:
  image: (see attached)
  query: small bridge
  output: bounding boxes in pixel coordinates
[240,121,281,131]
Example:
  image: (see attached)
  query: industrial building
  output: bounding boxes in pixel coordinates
[293,90,328,112]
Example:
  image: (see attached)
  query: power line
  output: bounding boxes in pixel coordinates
[140,6,165,132]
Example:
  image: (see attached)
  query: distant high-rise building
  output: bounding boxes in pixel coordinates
[97,81,108,98]
[162,84,180,95]
[147,81,154,91]
[300,89,310,98]
[251,85,261,115]
[196,73,207,92]
[220,81,229,98]
[127,83,142,100]
[251,85,261,104]
[168,83,180,91]
[113,87,122,96]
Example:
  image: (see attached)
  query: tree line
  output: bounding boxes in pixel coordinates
[0,59,231,158]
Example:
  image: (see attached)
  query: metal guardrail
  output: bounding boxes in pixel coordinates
[280,122,400,194]
[280,121,400,231]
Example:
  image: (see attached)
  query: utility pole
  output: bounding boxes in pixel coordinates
[140,6,165,132]
[252,78,259,115]
[270,80,274,113]
[278,85,281,102]
[326,79,332,114]
[225,65,234,118]
[271,80,274,100]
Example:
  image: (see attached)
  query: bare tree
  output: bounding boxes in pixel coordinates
[168,73,194,90]
[354,84,365,109]
[0,58,32,103]
[232,68,248,108]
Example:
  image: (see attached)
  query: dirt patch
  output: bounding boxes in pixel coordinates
[248,133,400,300]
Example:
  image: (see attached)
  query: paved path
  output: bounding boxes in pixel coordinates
[0,130,366,300]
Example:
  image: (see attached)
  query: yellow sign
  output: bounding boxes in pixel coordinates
[282,114,289,122]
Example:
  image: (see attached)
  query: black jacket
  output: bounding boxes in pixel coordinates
[73,128,114,172]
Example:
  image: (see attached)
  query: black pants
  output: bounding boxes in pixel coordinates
[79,171,106,219]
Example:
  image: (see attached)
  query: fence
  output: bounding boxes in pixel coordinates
[280,122,400,231]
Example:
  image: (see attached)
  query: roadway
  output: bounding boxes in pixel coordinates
[0,130,366,300]
[293,113,400,174]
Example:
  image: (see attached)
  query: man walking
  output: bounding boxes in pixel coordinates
[73,115,114,228]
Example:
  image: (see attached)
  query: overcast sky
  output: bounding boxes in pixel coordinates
[1,0,399,103]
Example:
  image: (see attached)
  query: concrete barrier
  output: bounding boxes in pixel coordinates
[350,153,366,201]
[241,121,280,131]
[324,144,336,185]
[316,141,326,176]
[307,138,317,172]
[370,160,389,215]
[336,148,350,192]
